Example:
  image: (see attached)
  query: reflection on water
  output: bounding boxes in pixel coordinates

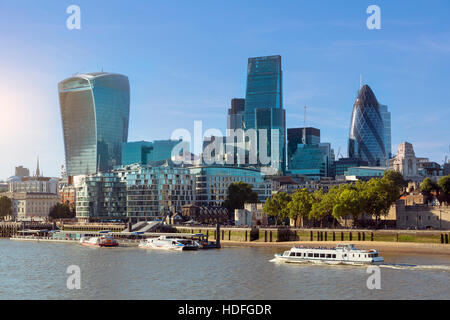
[0,239,449,300]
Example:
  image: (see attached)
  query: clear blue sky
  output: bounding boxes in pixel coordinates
[0,0,449,179]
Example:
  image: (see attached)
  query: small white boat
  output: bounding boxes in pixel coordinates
[273,244,384,265]
[80,236,119,247]
[139,235,199,251]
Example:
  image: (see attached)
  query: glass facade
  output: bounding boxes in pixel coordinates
[288,143,333,180]
[59,72,130,176]
[189,166,274,207]
[287,127,321,168]
[227,98,245,130]
[122,140,181,166]
[348,85,386,167]
[378,104,391,164]
[244,55,286,174]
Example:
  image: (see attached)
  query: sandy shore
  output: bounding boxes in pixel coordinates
[220,240,450,255]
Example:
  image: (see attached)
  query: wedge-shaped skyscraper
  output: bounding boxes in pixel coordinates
[348,84,386,166]
[58,72,130,176]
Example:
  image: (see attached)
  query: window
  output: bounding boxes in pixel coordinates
[308,253,313,257]
[314,253,319,258]
[326,254,331,258]
[320,254,325,258]
[290,252,296,257]
[332,254,336,258]
[296,252,302,257]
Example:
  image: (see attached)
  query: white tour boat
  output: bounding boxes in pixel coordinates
[274,244,384,265]
[80,235,119,247]
[139,235,199,251]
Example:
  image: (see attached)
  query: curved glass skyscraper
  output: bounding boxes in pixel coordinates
[58,72,130,176]
[348,85,386,166]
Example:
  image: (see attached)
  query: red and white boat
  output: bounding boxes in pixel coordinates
[80,236,119,247]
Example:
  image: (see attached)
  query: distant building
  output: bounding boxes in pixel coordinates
[227,98,245,131]
[59,184,76,205]
[444,162,450,176]
[15,166,30,178]
[8,177,58,194]
[348,85,386,166]
[8,192,59,221]
[244,55,286,174]
[73,173,127,223]
[182,204,229,224]
[344,166,387,180]
[121,164,195,221]
[58,72,130,176]
[390,142,419,179]
[189,165,274,207]
[378,104,392,162]
[287,127,320,166]
[333,158,369,178]
[418,161,442,177]
[122,140,181,166]
[288,143,334,180]
[234,203,267,227]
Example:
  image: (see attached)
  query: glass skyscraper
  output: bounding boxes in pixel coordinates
[244,55,286,174]
[58,72,130,176]
[378,104,392,164]
[348,85,386,167]
[122,140,181,166]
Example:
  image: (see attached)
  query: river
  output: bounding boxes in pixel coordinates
[0,239,449,300]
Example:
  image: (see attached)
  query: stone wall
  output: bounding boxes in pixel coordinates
[394,200,450,230]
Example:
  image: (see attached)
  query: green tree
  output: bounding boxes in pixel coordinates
[49,203,75,220]
[287,189,313,227]
[263,192,291,225]
[361,178,398,226]
[333,189,364,225]
[223,181,258,215]
[420,178,439,194]
[383,170,407,189]
[310,187,339,226]
[437,175,450,196]
[0,196,12,221]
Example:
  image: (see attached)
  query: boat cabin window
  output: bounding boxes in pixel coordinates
[320,254,325,258]
[308,253,313,257]
[314,253,319,258]
[326,254,331,258]
[332,254,336,258]
[290,252,296,257]
[296,252,302,257]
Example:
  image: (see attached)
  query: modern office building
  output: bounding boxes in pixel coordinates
[244,55,286,174]
[287,127,321,168]
[333,157,369,177]
[288,143,334,181]
[344,166,387,179]
[378,104,392,162]
[227,98,245,131]
[189,165,274,207]
[58,72,130,176]
[122,140,181,166]
[348,85,386,167]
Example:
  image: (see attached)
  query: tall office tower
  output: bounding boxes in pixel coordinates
[227,98,245,130]
[244,55,286,174]
[58,72,130,176]
[378,104,391,164]
[348,84,386,167]
[122,140,182,166]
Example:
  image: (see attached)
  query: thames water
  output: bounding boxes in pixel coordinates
[0,239,449,300]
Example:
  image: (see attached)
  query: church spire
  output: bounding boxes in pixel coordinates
[36,156,40,177]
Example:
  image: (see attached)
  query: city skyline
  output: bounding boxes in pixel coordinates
[1,1,450,179]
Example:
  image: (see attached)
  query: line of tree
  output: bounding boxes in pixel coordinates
[263,170,407,227]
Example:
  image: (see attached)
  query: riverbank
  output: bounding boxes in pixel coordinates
[220,240,450,255]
